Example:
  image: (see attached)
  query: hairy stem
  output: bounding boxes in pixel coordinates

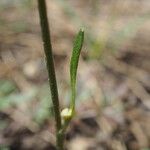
[37,0,63,149]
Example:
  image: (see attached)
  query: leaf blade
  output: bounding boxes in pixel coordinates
[70,29,84,111]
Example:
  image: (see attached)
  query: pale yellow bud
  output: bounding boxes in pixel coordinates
[61,108,72,120]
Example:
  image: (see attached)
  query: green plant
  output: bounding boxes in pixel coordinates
[37,0,84,150]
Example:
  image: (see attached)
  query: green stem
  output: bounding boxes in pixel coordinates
[57,131,65,150]
[37,0,63,149]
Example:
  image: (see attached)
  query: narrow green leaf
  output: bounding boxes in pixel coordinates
[70,29,84,111]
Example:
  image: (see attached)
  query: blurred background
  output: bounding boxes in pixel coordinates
[0,0,150,150]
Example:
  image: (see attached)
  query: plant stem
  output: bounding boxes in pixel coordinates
[37,0,63,149]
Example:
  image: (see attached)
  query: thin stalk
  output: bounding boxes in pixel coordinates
[37,0,63,149]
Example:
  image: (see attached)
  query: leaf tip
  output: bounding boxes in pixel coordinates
[80,27,84,33]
